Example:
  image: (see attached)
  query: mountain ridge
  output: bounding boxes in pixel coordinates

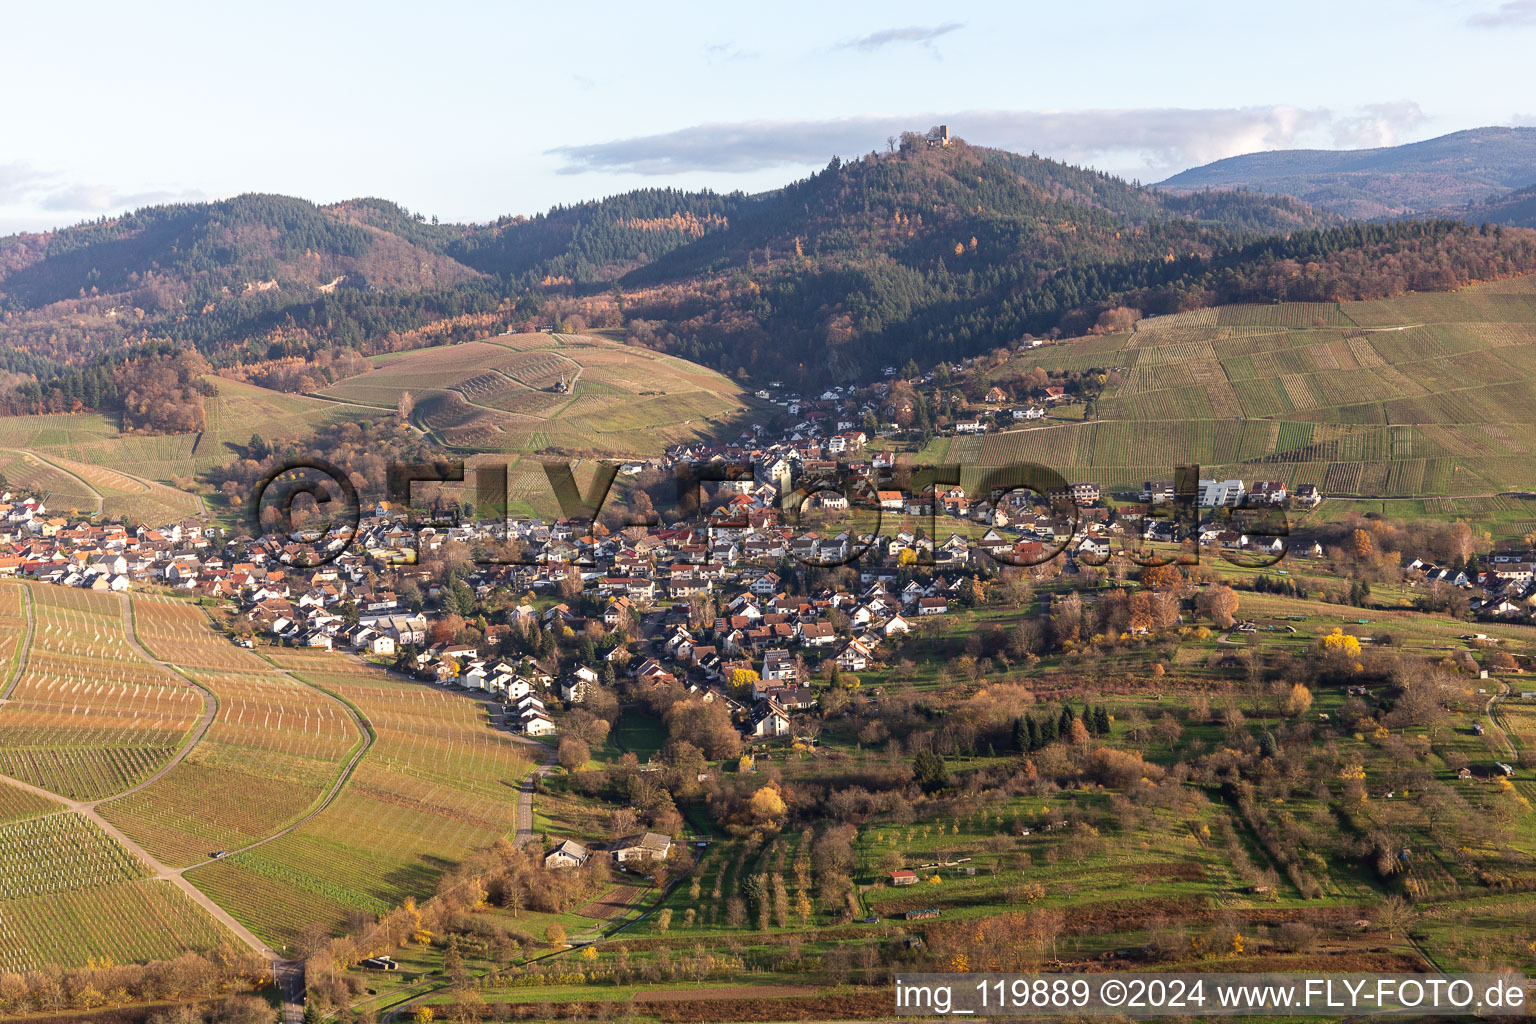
[1156,126,1536,218]
[2,135,1535,393]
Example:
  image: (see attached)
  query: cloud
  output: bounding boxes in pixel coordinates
[548,106,1350,178]
[0,162,201,218]
[39,184,201,213]
[1327,101,1428,148]
[1468,0,1536,26]
[704,42,758,62]
[837,22,963,52]
[0,163,53,204]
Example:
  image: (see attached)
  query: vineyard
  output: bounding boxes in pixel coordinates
[188,662,534,945]
[0,376,351,527]
[0,589,202,800]
[983,282,1536,523]
[0,583,26,693]
[0,595,541,966]
[318,333,758,458]
[0,814,148,900]
[0,781,59,825]
[98,597,363,864]
[0,881,231,972]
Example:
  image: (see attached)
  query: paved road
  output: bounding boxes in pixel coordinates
[516,741,558,843]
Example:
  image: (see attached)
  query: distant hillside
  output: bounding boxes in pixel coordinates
[945,276,1536,534]
[1157,127,1536,219]
[612,140,1536,382]
[0,193,481,308]
[1446,181,1536,229]
[4,134,1536,394]
[0,194,499,373]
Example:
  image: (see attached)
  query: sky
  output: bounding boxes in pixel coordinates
[3,0,1536,235]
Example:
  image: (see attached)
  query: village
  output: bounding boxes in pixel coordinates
[3,364,1532,757]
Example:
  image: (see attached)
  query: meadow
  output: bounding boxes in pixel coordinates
[965,278,1536,534]
[0,375,354,523]
[318,333,761,458]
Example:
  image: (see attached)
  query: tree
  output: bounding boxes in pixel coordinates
[1321,628,1362,658]
[1375,895,1416,937]
[1138,563,1183,590]
[913,750,950,791]
[1353,528,1374,560]
[657,909,673,933]
[450,578,476,617]
[544,922,567,948]
[397,390,415,423]
[557,737,590,771]
[748,783,789,823]
[1285,683,1314,716]
[728,667,760,699]
[1204,585,1239,629]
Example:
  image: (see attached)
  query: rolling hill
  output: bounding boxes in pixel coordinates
[318,330,760,455]
[1156,126,1536,219]
[0,374,357,524]
[1446,181,1536,229]
[2,134,1536,395]
[941,274,1536,537]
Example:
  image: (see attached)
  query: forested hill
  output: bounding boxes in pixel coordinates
[3,135,1536,399]
[1442,182,1536,230]
[606,142,1536,383]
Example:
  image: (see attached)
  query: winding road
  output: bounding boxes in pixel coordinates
[0,589,377,1023]
[0,585,549,1024]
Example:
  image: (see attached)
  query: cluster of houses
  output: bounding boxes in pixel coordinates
[1139,478,1320,510]
[543,831,673,870]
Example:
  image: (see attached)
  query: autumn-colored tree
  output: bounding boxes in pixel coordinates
[1202,585,1239,629]
[1285,683,1314,716]
[748,782,788,823]
[1321,628,1362,658]
[1352,528,1374,559]
[1127,591,1154,634]
[397,390,414,423]
[729,667,760,698]
[1138,562,1184,590]
[557,737,590,772]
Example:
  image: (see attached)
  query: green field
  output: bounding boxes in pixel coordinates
[318,332,762,457]
[951,277,1536,533]
[0,374,356,523]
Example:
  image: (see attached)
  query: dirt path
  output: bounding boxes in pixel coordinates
[0,581,34,700]
[0,591,313,1021]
